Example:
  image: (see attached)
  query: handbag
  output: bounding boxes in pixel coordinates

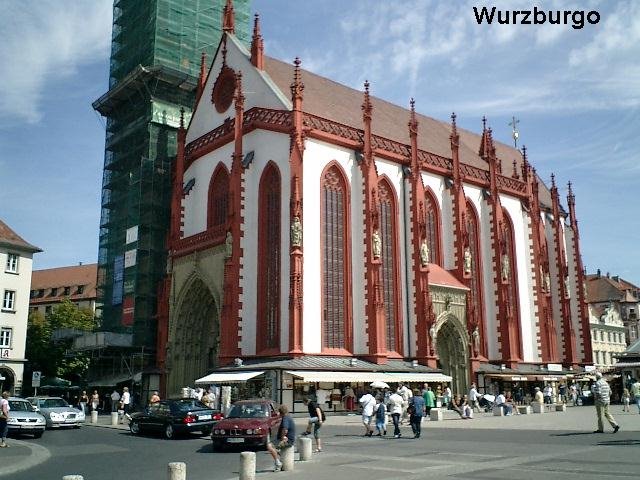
[0,411,7,420]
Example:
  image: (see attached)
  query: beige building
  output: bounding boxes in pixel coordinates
[586,271,632,368]
[0,220,41,395]
[29,263,99,319]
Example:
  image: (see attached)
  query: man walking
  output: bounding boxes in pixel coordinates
[388,389,404,438]
[631,378,640,413]
[422,385,435,416]
[592,371,620,434]
[359,391,376,436]
[409,389,425,438]
[301,397,323,452]
[469,383,481,413]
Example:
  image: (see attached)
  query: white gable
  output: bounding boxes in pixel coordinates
[186,34,291,144]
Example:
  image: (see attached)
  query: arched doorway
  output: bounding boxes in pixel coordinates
[0,367,15,394]
[435,315,469,396]
[166,278,219,395]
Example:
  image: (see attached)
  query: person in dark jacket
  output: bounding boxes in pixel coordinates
[409,389,425,438]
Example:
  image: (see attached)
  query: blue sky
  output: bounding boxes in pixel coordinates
[1,0,638,285]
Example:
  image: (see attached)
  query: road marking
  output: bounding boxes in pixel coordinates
[0,440,51,477]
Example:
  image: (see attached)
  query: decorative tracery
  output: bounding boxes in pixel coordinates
[502,209,522,359]
[465,200,486,355]
[424,188,442,266]
[207,164,229,229]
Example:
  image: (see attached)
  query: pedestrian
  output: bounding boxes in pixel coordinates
[443,385,452,409]
[559,383,567,404]
[149,391,160,405]
[469,383,481,413]
[0,391,9,448]
[301,397,323,452]
[373,396,387,436]
[569,383,578,406]
[409,389,425,438]
[91,390,100,412]
[110,389,120,412]
[631,379,640,413]
[533,386,544,405]
[121,386,131,422]
[359,391,376,436]
[388,390,404,438]
[79,390,89,414]
[621,388,630,412]
[591,371,619,434]
[543,384,553,404]
[397,383,413,424]
[422,385,435,416]
[495,391,512,415]
[266,404,295,472]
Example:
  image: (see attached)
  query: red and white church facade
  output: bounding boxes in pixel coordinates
[156,5,592,401]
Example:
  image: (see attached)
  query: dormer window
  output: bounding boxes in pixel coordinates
[64,287,71,296]
[51,288,58,297]
[77,285,85,294]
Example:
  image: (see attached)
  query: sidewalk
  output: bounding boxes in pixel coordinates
[84,413,130,430]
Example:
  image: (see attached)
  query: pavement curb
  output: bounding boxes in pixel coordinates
[0,440,51,477]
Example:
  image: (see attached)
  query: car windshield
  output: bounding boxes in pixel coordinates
[227,403,270,418]
[172,399,209,412]
[42,398,69,408]
[8,401,31,412]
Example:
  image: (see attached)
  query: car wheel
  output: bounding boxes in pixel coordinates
[164,424,174,439]
[130,421,140,435]
[201,426,212,436]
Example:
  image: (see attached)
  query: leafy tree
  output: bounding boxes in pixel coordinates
[26,299,96,382]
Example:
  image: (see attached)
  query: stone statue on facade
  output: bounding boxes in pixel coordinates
[420,239,430,267]
[463,247,472,274]
[472,325,480,357]
[372,230,382,259]
[225,230,233,258]
[564,275,570,298]
[544,271,551,293]
[290,216,303,248]
[501,254,510,282]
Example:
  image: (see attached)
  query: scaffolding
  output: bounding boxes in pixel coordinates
[93,0,251,362]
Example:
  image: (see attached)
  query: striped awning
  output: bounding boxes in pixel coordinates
[286,371,452,384]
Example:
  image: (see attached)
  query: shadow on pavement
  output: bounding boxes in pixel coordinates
[597,439,640,446]
[550,431,598,437]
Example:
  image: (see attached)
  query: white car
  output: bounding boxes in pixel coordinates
[26,396,85,428]
[6,397,46,438]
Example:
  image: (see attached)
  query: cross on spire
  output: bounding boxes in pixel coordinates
[509,116,520,148]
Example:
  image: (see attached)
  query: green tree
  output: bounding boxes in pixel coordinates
[26,299,96,381]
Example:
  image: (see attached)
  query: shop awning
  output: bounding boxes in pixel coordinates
[286,371,390,383]
[195,371,264,384]
[286,371,452,384]
[384,372,452,383]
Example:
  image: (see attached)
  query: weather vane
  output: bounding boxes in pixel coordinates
[509,116,520,148]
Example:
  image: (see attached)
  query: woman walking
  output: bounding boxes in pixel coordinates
[0,391,10,448]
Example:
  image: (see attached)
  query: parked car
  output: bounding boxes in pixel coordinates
[129,398,222,439]
[6,397,46,438]
[211,399,281,451]
[26,396,85,428]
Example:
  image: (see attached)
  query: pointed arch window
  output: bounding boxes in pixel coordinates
[465,200,486,356]
[321,164,352,351]
[502,209,522,359]
[256,163,281,353]
[379,179,402,354]
[424,189,442,266]
[207,165,229,229]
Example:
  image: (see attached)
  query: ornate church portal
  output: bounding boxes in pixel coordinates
[435,314,470,396]
[166,278,219,394]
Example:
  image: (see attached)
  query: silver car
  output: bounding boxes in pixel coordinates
[26,396,85,428]
[6,397,46,438]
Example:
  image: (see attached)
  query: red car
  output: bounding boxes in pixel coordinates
[211,399,281,450]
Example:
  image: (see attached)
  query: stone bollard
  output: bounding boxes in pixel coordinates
[555,403,567,412]
[281,444,295,471]
[517,405,532,415]
[111,412,119,425]
[91,411,98,424]
[298,437,312,461]
[167,462,186,480]
[492,406,504,416]
[239,451,256,480]
[430,408,443,421]
[63,476,84,480]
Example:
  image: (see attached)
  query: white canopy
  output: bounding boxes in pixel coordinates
[286,371,452,384]
[195,371,264,384]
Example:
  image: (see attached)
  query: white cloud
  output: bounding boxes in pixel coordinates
[0,0,112,126]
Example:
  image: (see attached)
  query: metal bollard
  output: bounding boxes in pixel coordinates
[63,476,84,480]
[239,451,256,480]
[167,462,186,480]
[91,411,98,424]
[111,412,119,425]
[297,437,312,461]
[281,444,295,471]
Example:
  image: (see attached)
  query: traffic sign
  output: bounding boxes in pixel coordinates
[32,371,41,387]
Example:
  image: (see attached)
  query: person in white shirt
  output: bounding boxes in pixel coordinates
[495,392,512,415]
[110,390,121,412]
[121,387,131,422]
[359,392,376,436]
[387,391,404,438]
[469,383,481,413]
[397,383,413,424]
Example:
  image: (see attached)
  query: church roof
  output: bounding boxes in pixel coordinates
[428,264,469,290]
[0,219,41,253]
[263,56,554,209]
